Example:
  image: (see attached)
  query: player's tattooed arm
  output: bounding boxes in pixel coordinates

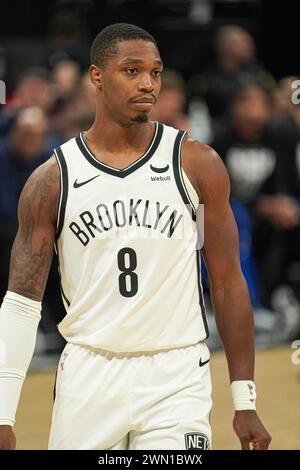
[8,156,60,301]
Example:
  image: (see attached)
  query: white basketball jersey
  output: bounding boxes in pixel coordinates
[54,122,208,352]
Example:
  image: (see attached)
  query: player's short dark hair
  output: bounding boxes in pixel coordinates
[91,23,157,68]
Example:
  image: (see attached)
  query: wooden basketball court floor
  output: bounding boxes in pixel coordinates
[14,346,300,449]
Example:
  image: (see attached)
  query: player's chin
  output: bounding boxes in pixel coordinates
[131,112,150,123]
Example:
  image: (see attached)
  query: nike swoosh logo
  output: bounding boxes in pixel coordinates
[73,175,100,188]
[150,163,169,173]
[199,358,210,367]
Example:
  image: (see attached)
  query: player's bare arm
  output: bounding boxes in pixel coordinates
[182,139,271,450]
[8,155,59,300]
[0,156,59,450]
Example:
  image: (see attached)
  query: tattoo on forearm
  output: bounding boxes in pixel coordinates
[8,162,59,300]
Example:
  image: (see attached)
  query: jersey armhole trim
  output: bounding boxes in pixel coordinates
[54,241,71,308]
[173,130,196,221]
[54,146,68,240]
[196,249,209,339]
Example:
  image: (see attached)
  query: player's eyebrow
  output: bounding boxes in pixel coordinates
[120,58,163,66]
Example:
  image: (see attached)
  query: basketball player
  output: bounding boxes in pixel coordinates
[0,24,271,450]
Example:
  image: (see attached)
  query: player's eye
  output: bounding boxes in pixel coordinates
[126,68,138,75]
[153,70,162,77]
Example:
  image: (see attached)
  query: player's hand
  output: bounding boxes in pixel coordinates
[233,410,271,450]
[0,425,16,450]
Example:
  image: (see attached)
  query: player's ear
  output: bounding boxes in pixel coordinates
[89,64,102,89]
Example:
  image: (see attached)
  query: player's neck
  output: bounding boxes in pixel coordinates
[86,115,154,156]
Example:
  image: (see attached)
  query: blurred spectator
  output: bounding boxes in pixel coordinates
[210,82,300,338]
[189,25,275,131]
[271,76,298,119]
[47,10,90,71]
[48,10,87,47]
[211,80,300,335]
[256,80,300,317]
[211,84,274,204]
[188,97,212,143]
[0,67,54,138]
[51,60,81,100]
[73,71,96,116]
[7,67,54,112]
[50,71,95,142]
[51,99,95,142]
[0,107,49,223]
[151,68,190,131]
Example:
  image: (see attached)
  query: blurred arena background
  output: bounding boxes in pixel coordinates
[0,0,300,449]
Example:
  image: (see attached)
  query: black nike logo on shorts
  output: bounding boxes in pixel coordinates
[199,358,210,367]
[73,175,100,188]
[150,163,169,173]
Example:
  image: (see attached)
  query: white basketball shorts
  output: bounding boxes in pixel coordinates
[48,341,212,450]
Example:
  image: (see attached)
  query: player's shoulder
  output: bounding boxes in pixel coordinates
[182,136,230,203]
[28,154,60,186]
[183,136,221,165]
[19,154,60,223]
[183,136,228,178]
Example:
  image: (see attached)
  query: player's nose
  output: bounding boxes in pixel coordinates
[138,73,154,92]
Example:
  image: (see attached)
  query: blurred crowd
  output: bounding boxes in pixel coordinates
[1,20,300,352]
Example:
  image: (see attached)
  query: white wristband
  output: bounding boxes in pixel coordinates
[231,380,256,411]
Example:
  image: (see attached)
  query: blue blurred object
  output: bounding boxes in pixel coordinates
[230,198,261,308]
[201,198,261,308]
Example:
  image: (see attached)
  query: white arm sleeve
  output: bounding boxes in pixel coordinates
[0,291,41,426]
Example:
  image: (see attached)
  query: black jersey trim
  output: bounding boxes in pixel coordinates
[75,121,163,178]
[54,241,71,308]
[53,368,57,402]
[173,130,196,221]
[196,249,209,339]
[54,147,68,240]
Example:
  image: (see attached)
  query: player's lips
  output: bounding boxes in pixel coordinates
[130,96,156,109]
[132,102,154,111]
[132,97,155,103]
